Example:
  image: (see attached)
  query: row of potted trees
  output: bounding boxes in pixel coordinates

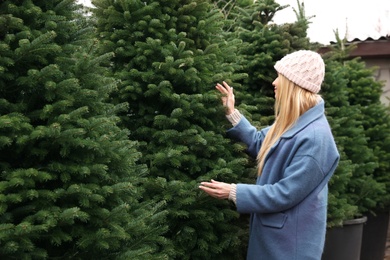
[320,40,390,260]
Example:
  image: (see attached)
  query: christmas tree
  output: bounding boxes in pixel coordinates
[93,0,250,258]
[341,54,390,213]
[320,39,385,226]
[0,1,168,258]
[225,0,312,126]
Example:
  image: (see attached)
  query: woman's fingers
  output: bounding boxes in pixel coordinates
[199,183,215,197]
[216,83,227,95]
[222,81,232,93]
[216,81,232,94]
[199,180,217,189]
[199,180,231,199]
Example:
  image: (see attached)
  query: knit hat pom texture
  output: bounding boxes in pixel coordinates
[274,50,325,93]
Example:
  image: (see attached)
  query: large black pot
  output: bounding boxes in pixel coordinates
[360,211,389,260]
[322,216,367,260]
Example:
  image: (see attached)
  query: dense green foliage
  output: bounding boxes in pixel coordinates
[342,58,390,211]
[93,0,250,258]
[321,41,388,226]
[227,0,311,126]
[0,0,168,259]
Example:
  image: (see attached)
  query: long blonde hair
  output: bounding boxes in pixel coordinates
[256,74,321,176]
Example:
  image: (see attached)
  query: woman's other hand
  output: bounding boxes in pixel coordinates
[216,81,235,115]
[199,179,232,200]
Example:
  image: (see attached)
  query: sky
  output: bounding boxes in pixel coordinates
[78,0,390,44]
[273,0,390,44]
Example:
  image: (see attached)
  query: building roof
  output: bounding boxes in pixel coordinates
[322,35,390,58]
[347,35,390,58]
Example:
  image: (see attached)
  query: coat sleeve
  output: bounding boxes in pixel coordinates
[226,116,268,159]
[235,136,339,214]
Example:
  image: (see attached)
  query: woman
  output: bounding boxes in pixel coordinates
[199,50,340,259]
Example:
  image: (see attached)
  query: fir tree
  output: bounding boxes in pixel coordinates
[0,1,168,258]
[93,0,250,258]
[225,0,312,127]
[320,40,385,226]
[341,56,390,213]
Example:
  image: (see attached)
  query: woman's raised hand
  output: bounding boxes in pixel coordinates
[215,81,235,115]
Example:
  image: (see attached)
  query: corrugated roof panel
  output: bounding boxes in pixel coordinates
[347,35,390,43]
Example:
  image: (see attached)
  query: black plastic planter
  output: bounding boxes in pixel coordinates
[322,216,367,260]
[360,211,389,260]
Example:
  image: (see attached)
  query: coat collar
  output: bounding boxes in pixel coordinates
[281,99,325,139]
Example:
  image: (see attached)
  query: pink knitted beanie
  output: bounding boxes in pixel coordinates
[274,50,325,93]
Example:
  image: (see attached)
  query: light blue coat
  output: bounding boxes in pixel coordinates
[227,100,339,260]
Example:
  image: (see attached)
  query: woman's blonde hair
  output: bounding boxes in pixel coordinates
[256,74,321,176]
